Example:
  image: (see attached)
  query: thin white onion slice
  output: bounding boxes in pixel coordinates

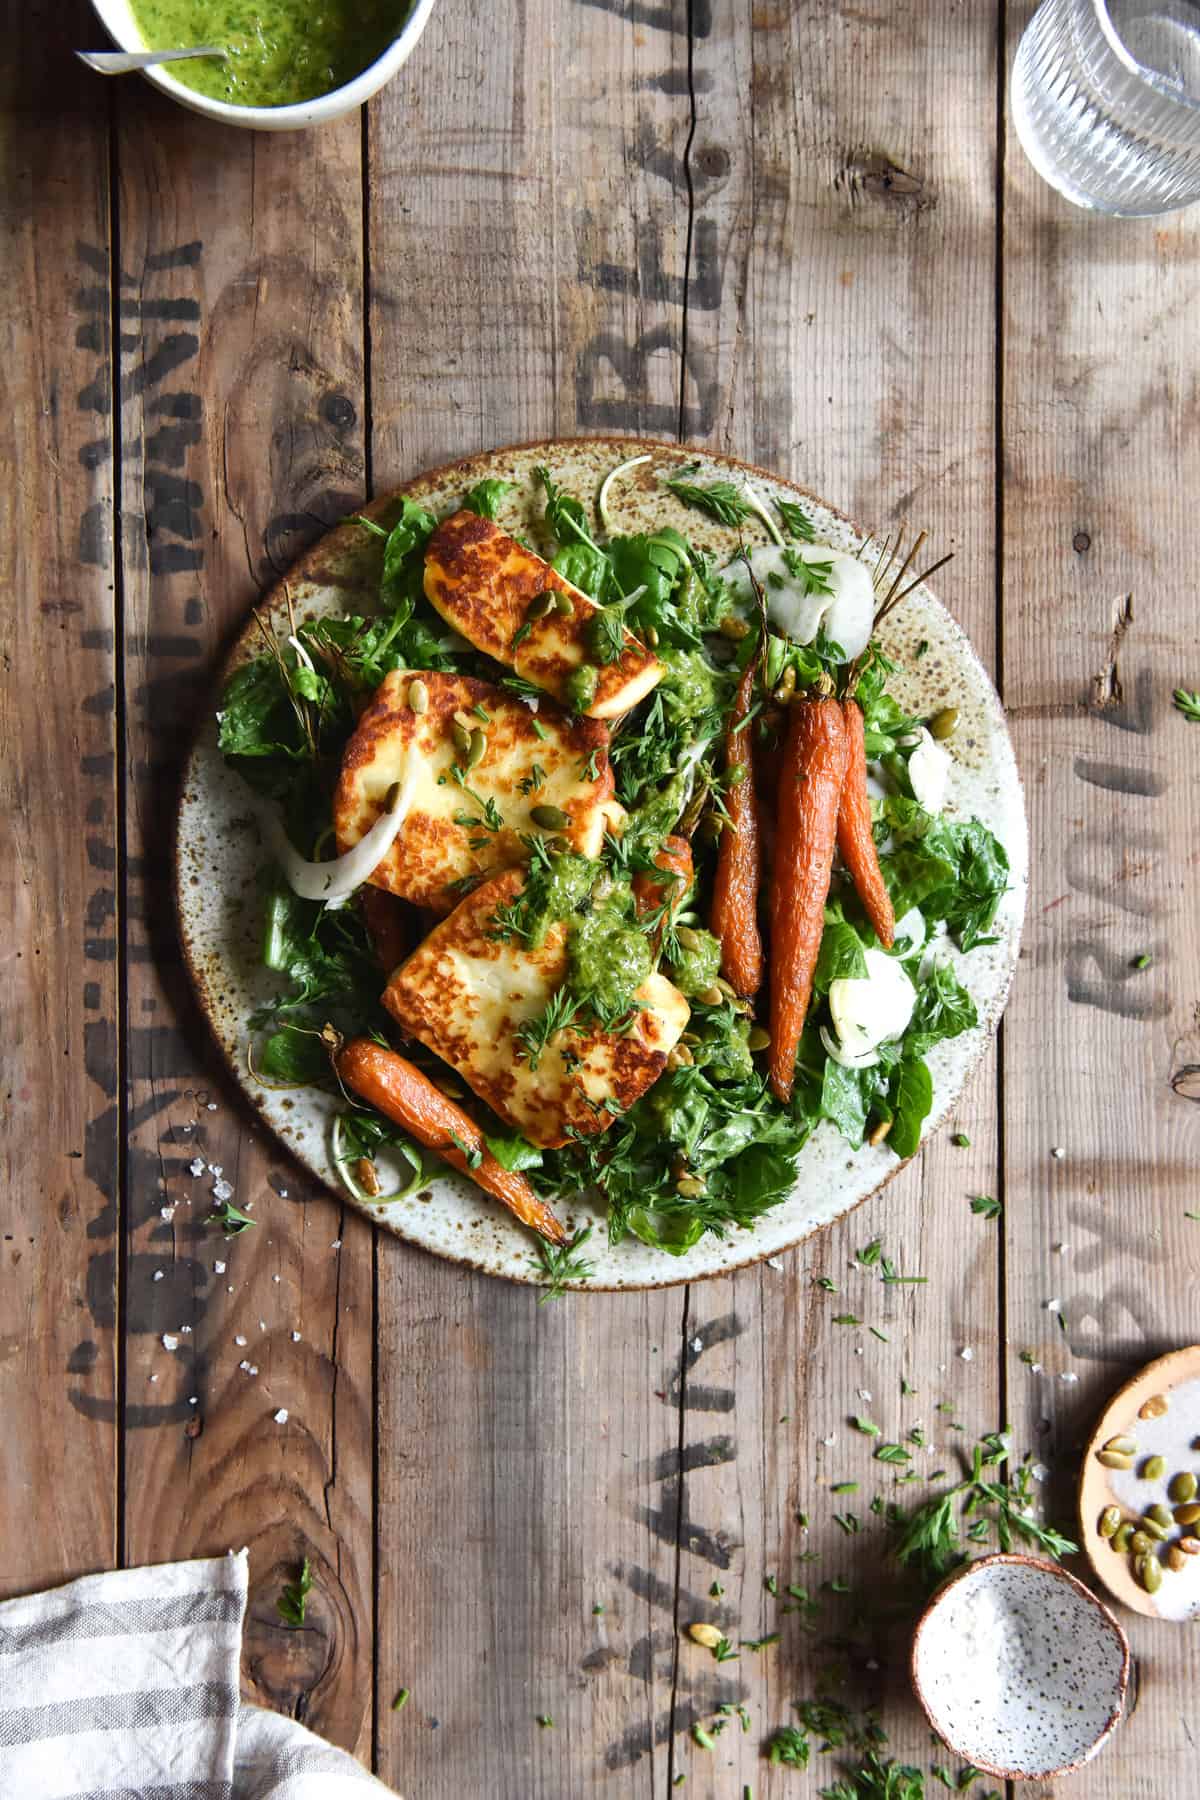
[598,452,653,535]
[819,1023,881,1071]
[262,752,418,908]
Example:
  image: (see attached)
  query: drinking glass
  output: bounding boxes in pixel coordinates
[1012,0,1200,214]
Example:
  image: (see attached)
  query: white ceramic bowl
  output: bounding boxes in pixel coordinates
[911,1554,1130,1781]
[88,0,437,130]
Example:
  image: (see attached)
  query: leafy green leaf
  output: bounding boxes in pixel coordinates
[774,495,817,541]
[462,477,511,519]
[256,1025,329,1084]
[661,472,754,527]
[886,1056,933,1160]
[484,1130,544,1173]
[277,1558,312,1627]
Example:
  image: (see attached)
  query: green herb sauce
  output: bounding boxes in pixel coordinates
[569,905,651,1020]
[129,0,409,108]
[665,928,721,999]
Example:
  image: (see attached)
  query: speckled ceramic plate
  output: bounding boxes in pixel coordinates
[176,438,1028,1289]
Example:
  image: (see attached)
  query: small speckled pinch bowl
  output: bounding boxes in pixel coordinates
[87,0,438,130]
[911,1553,1130,1781]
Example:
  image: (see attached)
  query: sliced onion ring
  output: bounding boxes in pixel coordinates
[819,1023,881,1071]
[332,1113,426,1205]
[261,753,418,909]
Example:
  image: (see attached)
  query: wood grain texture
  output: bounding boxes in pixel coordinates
[668,4,1006,1791]
[368,1,693,1792]
[111,89,376,1756]
[0,1,119,1597]
[1001,14,1200,1789]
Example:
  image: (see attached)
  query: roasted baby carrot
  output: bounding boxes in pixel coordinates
[768,699,849,1104]
[709,662,764,997]
[632,834,694,937]
[335,1037,568,1245]
[836,700,895,949]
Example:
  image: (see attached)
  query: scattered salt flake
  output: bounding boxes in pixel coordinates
[160,1205,176,1222]
[765,1257,783,1271]
[162,1334,179,1352]
[857,1389,872,1402]
[855,1346,864,1356]
[227,1285,235,1294]
[214,1261,226,1274]
[274,1408,289,1425]
[1054,1243,1070,1255]
[821,1434,836,1447]
[1031,1462,1049,1482]
[206,1102,218,1111]
[152,1270,165,1283]
[1059,1370,1079,1384]
[277,1188,288,1198]
[330,1239,342,1250]
[249,1365,258,1376]
[188,1158,205,1178]
[291,1331,302,1343]
[212,1179,233,1203]
[234,1335,248,1347]
[238,1360,252,1372]
[959,1347,974,1362]
[148,1374,158,1383]
[1028,1361,1044,1374]
[272,1274,281,1284]
[691,1337,703,1354]
[179,1325,192,1335]
[1051,1146,1065,1159]
[1044,1298,1061,1313]
[209,1165,223,1178]
[258,1320,267,1332]
[188,1397,198,1406]
[865,1659,879,1672]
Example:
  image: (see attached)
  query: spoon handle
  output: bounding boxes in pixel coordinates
[75,47,227,74]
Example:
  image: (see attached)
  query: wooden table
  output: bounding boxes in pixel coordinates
[4,2,1198,1793]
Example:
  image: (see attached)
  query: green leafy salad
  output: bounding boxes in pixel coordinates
[216,459,1009,1260]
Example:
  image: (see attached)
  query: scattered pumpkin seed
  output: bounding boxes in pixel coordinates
[1142,1455,1167,1482]
[530,803,571,831]
[666,1044,695,1070]
[929,706,959,740]
[868,1119,894,1147]
[1169,1472,1198,1504]
[453,708,475,734]
[1130,1529,1155,1555]
[1139,1393,1169,1420]
[675,925,704,953]
[1102,1434,1138,1456]
[1139,1515,1169,1540]
[1174,1502,1200,1525]
[773,666,797,703]
[1137,1553,1163,1594]
[676,1176,707,1199]
[527,590,555,620]
[645,626,660,647]
[1112,1522,1136,1553]
[687,1622,723,1649]
[1167,1544,1189,1573]
[466,729,487,769]
[353,1157,381,1197]
[718,614,750,640]
[699,984,726,1006]
[451,720,472,760]
[747,1026,771,1052]
[1098,1506,1122,1539]
[407,678,429,714]
[553,590,574,618]
[1177,1533,1200,1555]
[1097,1450,1134,1470]
[1146,1502,1174,1528]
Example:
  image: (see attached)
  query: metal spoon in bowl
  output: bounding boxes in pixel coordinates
[75,46,227,74]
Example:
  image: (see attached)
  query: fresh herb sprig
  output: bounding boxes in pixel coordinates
[533,1225,596,1300]
[277,1557,313,1627]
[891,1433,1076,1582]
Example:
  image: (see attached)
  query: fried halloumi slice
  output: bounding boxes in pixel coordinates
[334,670,614,915]
[423,510,663,720]
[382,867,689,1148]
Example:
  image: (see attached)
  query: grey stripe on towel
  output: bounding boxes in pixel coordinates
[0,1681,238,1748]
[0,1590,243,1657]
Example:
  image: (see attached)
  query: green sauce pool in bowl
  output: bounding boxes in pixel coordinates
[128,0,411,108]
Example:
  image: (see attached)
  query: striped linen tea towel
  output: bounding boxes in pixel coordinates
[0,1550,398,1798]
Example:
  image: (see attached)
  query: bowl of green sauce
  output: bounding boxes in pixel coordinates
[89,0,437,127]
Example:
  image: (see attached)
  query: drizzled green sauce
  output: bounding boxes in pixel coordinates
[129,0,409,108]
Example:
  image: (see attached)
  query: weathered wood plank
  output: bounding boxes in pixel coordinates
[0,1,119,1598]
[367,1,695,1792]
[670,5,1004,1789]
[1001,61,1200,1800]
[111,90,375,1756]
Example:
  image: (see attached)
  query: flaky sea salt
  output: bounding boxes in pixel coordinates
[1044,1298,1061,1313]
[189,1158,205,1178]
[960,1347,974,1361]
[153,1270,165,1283]
[291,1331,302,1343]
[160,1205,176,1222]
[234,1335,248,1348]
[162,1334,178,1352]
[212,1179,233,1203]
[274,1409,289,1425]
[214,1261,226,1274]
[1059,1371,1079,1384]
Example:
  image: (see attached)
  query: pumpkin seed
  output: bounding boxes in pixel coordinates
[1096,1450,1134,1470]
[666,1044,694,1070]
[1169,1472,1198,1504]
[1147,1502,1174,1526]
[451,720,472,760]
[1098,1506,1122,1539]
[645,626,660,647]
[868,1119,893,1147]
[353,1157,381,1197]
[407,678,429,714]
[530,804,571,831]
[714,976,738,1000]
[453,708,475,734]
[1142,1455,1167,1482]
[1174,1502,1200,1525]
[1139,1393,1169,1420]
[1102,1435,1138,1456]
[553,590,574,618]
[527,590,555,620]
[1130,1530,1155,1555]
[1167,1544,1189,1573]
[1139,1515,1169,1540]
[688,1622,723,1649]
[1177,1533,1200,1555]
[466,729,487,770]
[675,926,704,953]
[699,985,726,1006]
[1137,1553,1163,1594]
[676,1176,707,1198]
[929,706,959,740]
[1112,1522,1136,1553]
[773,666,797,703]
[718,614,750,641]
[747,1026,771,1052]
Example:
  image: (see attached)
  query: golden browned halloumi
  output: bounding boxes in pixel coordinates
[382,868,690,1147]
[423,511,663,720]
[334,671,614,914]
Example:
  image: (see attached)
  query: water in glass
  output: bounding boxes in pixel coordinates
[1012,0,1200,214]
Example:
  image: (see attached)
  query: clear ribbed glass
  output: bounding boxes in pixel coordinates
[1012,0,1200,214]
